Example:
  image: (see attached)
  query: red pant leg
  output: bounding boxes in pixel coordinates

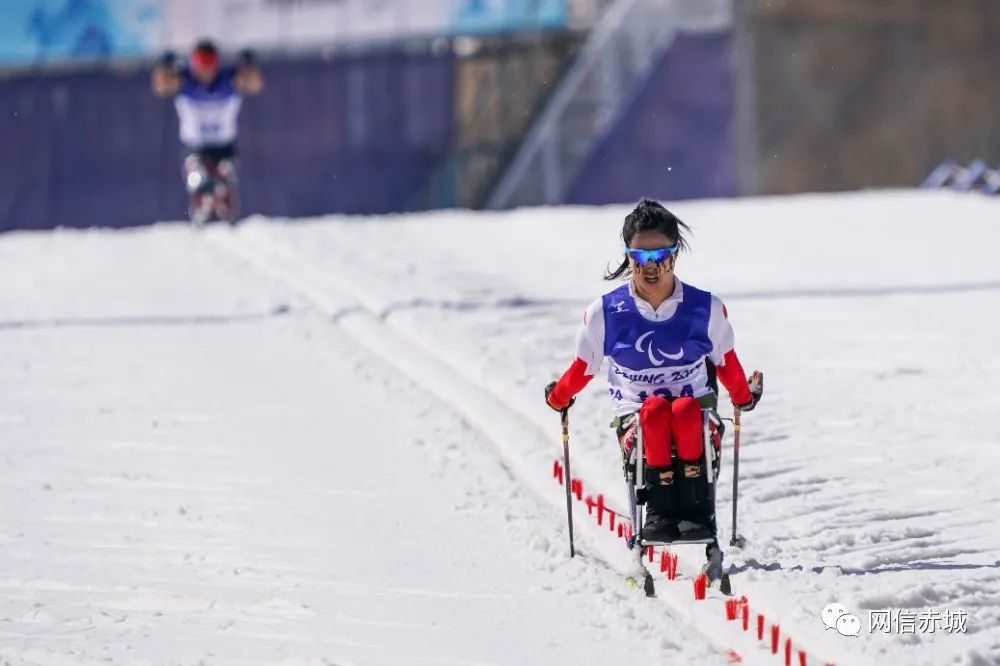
[671,397,704,461]
[639,396,672,467]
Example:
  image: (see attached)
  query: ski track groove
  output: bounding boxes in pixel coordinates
[204,226,851,666]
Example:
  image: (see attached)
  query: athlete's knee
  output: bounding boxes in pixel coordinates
[671,396,704,461]
[183,155,210,193]
[640,396,672,467]
[640,394,671,415]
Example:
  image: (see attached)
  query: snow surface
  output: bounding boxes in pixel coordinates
[1,190,999,665]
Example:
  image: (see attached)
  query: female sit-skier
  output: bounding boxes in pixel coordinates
[544,198,763,584]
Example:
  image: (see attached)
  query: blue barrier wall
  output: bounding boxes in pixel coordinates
[0,52,455,231]
[565,32,735,205]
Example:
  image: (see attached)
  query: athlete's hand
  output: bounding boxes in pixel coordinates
[158,51,177,69]
[151,54,182,96]
[237,49,257,67]
[735,370,763,412]
[544,381,575,413]
[234,54,264,95]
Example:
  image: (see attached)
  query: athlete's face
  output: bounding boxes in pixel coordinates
[193,62,220,85]
[629,230,676,293]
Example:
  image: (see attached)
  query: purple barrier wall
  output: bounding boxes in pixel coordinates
[0,68,178,231]
[565,33,735,205]
[0,52,455,231]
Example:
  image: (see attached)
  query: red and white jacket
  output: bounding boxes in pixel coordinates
[548,277,752,415]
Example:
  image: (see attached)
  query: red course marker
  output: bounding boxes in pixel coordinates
[693,573,707,600]
[546,463,827,666]
[668,553,678,580]
[545,462,827,666]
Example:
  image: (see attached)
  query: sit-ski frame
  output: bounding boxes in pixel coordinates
[625,408,725,593]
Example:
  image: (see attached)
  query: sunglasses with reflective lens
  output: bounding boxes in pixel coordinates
[626,245,678,266]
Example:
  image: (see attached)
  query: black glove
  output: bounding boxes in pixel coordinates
[159,50,177,68]
[735,370,763,412]
[237,48,257,67]
[544,381,575,413]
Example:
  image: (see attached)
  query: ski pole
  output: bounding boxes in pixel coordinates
[561,408,576,558]
[730,408,743,547]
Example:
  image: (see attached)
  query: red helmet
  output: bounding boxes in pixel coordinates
[190,40,219,76]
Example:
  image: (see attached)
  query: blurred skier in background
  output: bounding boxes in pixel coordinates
[152,39,264,226]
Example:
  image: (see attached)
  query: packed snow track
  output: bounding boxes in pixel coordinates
[1,190,998,665]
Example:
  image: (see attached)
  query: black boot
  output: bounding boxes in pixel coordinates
[673,458,717,540]
[640,467,680,542]
[642,505,681,542]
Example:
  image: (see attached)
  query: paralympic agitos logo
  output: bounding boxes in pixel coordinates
[634,331,684,366]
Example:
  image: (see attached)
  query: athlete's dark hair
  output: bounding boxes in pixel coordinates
[192,39,218,56]
[604,198,690,280]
